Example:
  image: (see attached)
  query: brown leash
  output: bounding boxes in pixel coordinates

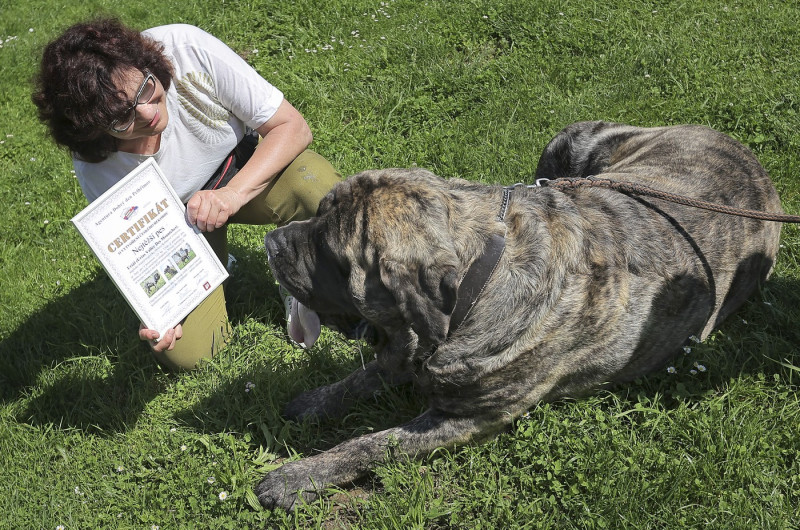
[446,176,796,341]
[536,176,800,223]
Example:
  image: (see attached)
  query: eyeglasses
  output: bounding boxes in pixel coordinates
[109,70,157,133]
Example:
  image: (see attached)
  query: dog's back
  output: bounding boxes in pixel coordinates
[534,121,782,339]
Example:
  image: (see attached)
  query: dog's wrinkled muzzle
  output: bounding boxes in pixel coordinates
[265,231,322,349]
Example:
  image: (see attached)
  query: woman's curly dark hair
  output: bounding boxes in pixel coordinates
[32,18,174,162]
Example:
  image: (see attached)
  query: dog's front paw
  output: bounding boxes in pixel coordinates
[255,461,321,511]
[283,383,351,421]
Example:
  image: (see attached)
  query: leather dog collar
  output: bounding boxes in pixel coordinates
[448,232,506,337]
[448,184,535,338]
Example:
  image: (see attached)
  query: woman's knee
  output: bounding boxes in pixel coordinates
[268,150,342,223]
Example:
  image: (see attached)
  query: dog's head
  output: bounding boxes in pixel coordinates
[265,169,462,365]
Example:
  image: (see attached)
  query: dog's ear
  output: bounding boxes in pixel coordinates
[379,258,458,346]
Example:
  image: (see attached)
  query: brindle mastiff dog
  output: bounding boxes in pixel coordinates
[258,121,783,510]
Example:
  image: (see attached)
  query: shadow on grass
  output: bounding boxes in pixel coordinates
[1,271,142,391]
[0,268,174,432]
[0,244,315,434]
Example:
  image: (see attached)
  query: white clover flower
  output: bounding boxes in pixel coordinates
[683,346,692,355]
[207,476,216,484]
[689,335,701,343]
[151,526,160,530]
[180,444,188,451]
[694,363,707,372]
[56,526,65,530]
[170,427,177,432]
[690,369,698,375]
[116,465,124,472]
[74,486,81,495]
[218,491,228,501]
[667,366,677,374]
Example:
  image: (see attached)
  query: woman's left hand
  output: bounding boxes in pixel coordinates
[139,322,183,352]
[186,186,244,232]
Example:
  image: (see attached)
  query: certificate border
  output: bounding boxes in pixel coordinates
[71,158,228,336]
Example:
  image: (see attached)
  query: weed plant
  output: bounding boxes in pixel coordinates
[1,0,799,528]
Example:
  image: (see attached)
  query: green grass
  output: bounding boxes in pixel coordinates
[2,0,800,528]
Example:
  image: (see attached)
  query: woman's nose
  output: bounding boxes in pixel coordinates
[136,102,158,122]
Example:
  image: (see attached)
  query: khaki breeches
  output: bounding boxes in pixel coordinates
[152,150,341,370]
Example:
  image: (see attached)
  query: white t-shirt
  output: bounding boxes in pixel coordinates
[74,24,284,203]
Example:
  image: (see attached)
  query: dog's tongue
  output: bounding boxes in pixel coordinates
[288,298,321,349]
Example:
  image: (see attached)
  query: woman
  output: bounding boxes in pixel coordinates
[32,18,341,369]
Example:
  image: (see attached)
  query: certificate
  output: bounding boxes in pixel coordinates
[72,158,228,336]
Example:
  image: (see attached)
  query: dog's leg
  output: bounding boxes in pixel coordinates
[283,360,412,421]
[256,409,498,511]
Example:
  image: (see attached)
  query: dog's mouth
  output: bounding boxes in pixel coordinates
[322,316,384,346]
[265,231,386,349]
[288,299,385,349]
[271,263,384,349]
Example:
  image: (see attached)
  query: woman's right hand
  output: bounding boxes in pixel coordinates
[139,322,183,352]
